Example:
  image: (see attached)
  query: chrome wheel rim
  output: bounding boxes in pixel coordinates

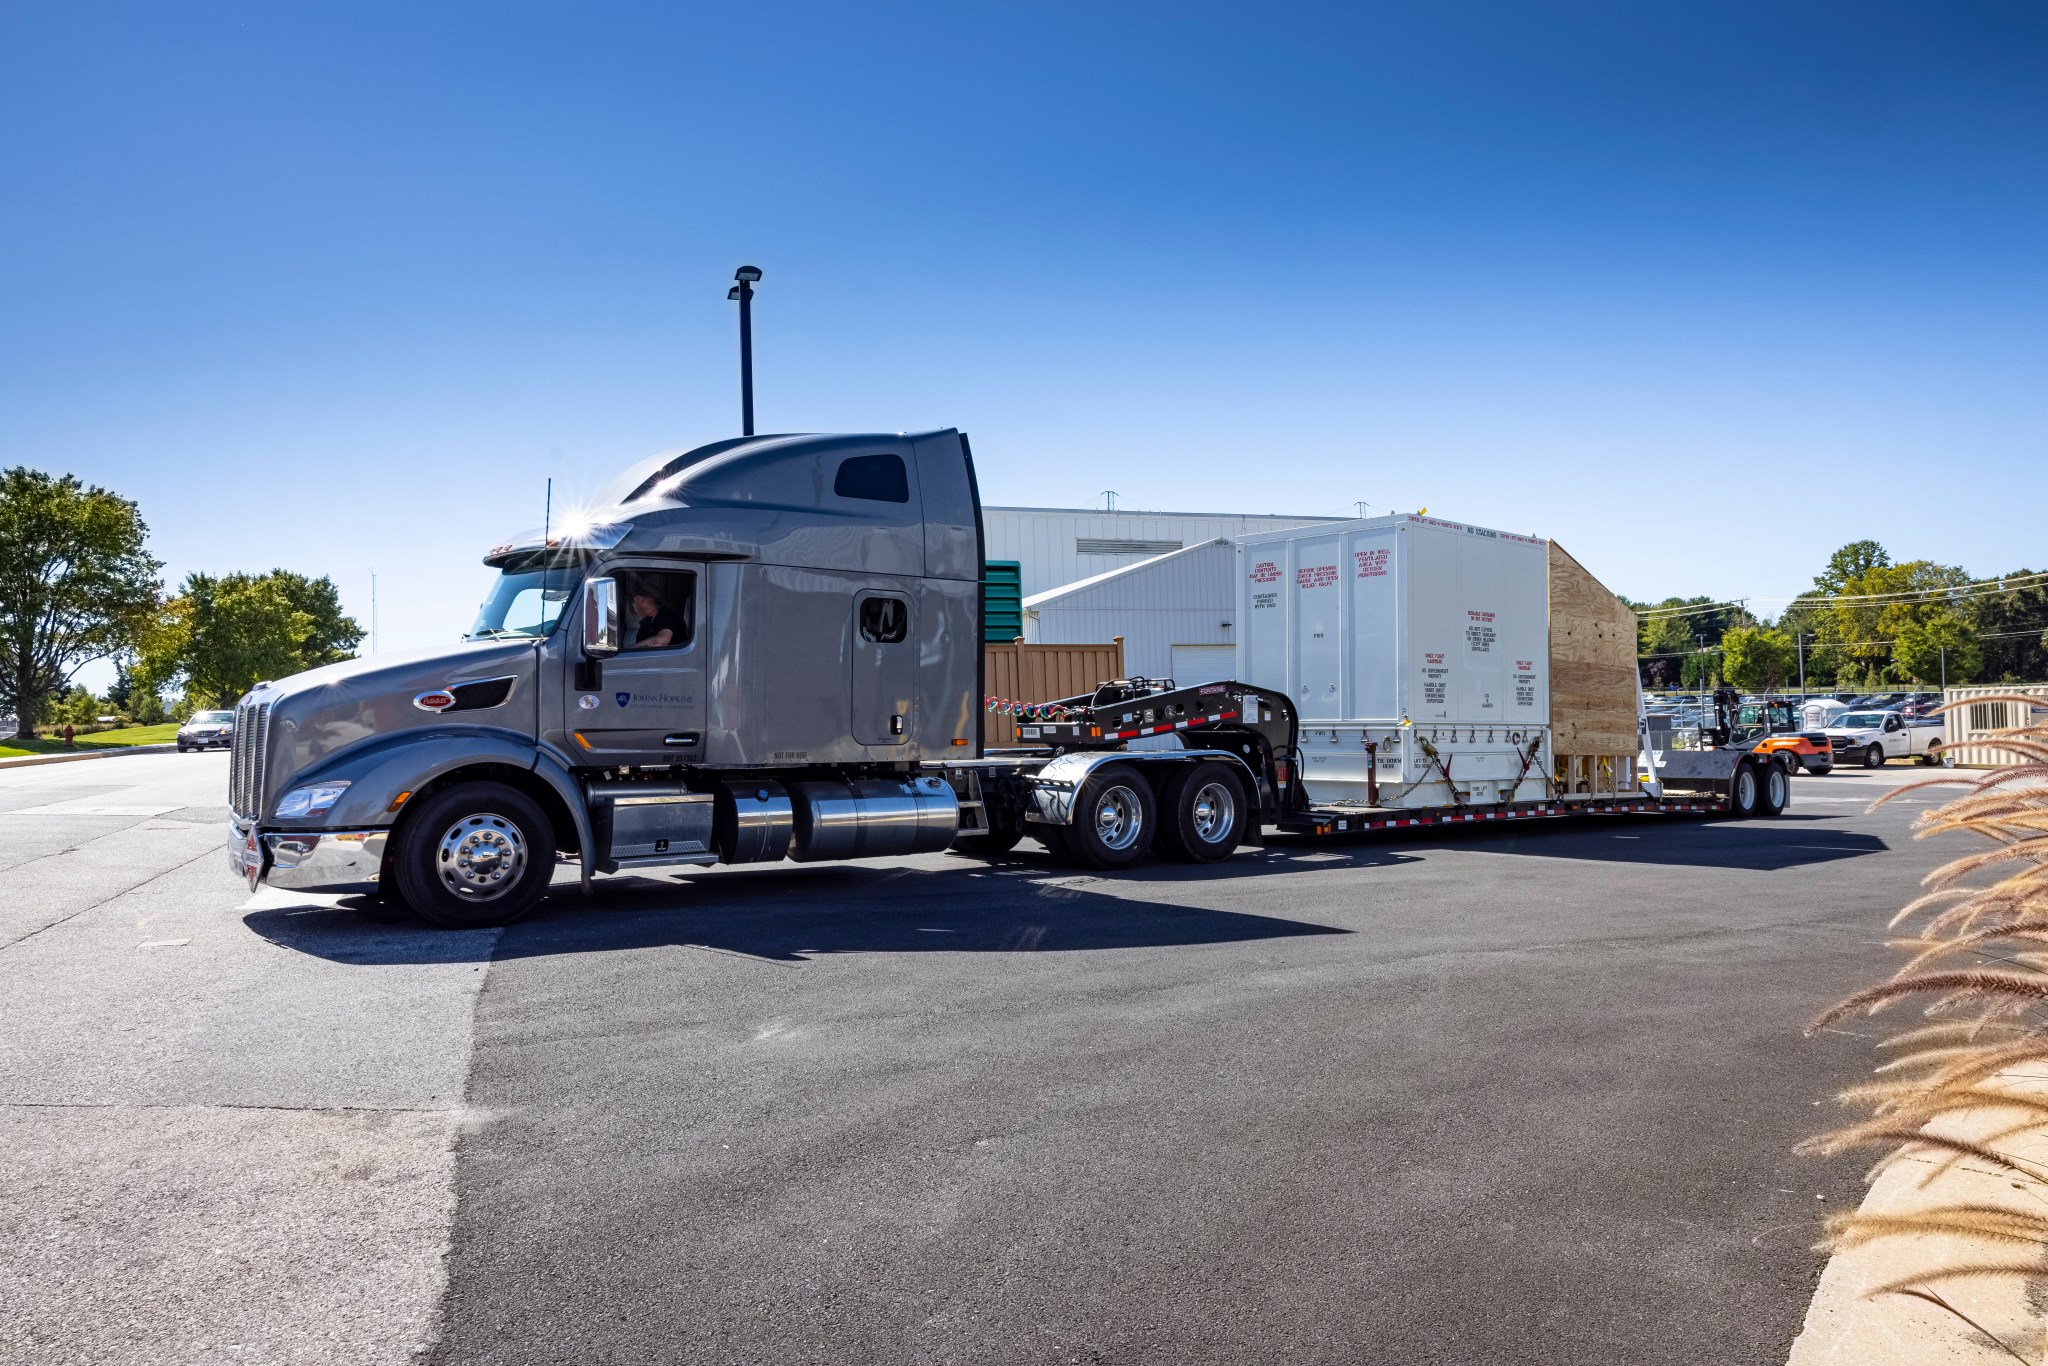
[1190,781,1236,844]
[1092,785,1144,851]
[436,813,527,901]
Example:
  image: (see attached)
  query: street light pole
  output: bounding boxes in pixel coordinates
[728,266,762,436]
[1796,632,1806,696]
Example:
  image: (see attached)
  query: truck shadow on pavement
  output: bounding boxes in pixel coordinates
[242,850,1377,966]
[1270,813,1889,872]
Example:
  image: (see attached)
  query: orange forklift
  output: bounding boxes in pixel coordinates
[1726,693,1834,776]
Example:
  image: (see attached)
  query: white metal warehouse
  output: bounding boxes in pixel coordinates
[983,505,1336,599]
[1022,539,1239,685]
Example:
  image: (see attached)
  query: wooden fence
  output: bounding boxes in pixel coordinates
[983,638,1124,748]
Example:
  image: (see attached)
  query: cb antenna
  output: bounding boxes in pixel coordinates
[539,477,553,633]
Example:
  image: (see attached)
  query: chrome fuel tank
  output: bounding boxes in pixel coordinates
[788,776,958,862]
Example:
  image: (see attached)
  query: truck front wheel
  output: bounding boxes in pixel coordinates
[1863,745,1885,769]
[392,782,557,929]
[1059,766,1156,871]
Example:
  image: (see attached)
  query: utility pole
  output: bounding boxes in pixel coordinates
[1354,500,1371,518]
[1796,632,1806,696]
[1940,645,1947,690]
[727,266,762,436]
[1100,490,1119,512]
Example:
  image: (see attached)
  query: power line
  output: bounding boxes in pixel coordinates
[1638,624,2048,660]
[1635,570,2048,620]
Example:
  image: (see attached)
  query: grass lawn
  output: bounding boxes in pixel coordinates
[0,723,183,761]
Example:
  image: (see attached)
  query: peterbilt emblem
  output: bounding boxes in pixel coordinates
[615,692,631,707]
[577,694,600,710]
[413,690,457,712]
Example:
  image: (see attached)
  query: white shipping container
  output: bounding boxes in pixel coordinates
[1236,515,1554,808]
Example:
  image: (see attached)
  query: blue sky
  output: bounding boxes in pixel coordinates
[2,1,2043,670]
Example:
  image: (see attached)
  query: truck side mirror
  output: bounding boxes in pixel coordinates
[583,577,621,658]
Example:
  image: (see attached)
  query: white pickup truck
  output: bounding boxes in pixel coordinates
[1823,710,1945,768]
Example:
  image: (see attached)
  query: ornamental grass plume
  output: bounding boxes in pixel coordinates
[1801,696,2048,1341]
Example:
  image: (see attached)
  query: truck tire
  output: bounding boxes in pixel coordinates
[1919,745,1944,767]
[1757,760,1789,817]
[1059,766,1156,871]
[1728,760,1761,818]
[1154,762,1248,863]
[391,782,557,929]
[1862,744,1885,769]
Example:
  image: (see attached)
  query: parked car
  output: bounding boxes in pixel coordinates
[177,710,236,752]
[1823,710,1945,768]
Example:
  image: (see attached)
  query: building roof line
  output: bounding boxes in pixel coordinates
[983,506,1339,521]
[1022,538,1235,607]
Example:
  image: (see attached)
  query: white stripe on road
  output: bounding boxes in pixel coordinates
[6,804,179,816]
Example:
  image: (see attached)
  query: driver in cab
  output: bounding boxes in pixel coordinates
[627,586,684,650]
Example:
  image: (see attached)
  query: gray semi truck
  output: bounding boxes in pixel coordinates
[225,429,1781,928]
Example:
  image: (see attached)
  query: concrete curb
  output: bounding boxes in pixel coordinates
[0,743,180,770]
[1786,1082,2048,1365]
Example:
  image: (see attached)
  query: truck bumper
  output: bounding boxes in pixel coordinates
[228,819,387,892]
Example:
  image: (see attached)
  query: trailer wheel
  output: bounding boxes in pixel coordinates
[1154,762,1248,862]
[1728,761,1761,818]
[391,781,556,929]
[1862,744,1885,769]
[1757,761,1789,817]
[1060,766,1156,871]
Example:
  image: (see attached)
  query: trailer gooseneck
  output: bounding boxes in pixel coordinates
[224,429,1787,928]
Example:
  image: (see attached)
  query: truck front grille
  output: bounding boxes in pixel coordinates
[230,699,272,818]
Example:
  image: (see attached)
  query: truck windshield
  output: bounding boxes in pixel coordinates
[468,565,584,640]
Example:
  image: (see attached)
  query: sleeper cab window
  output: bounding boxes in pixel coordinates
[620,570,696,651]
[833,453,909,503]
[859,597,907,644]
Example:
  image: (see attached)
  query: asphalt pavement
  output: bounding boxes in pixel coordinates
[1,752,1965,1364]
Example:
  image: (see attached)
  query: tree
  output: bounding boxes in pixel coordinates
[1893,613,1982,687]
[1967,570,2048,684]
[1794,542,1972,685]
[143,569,364,708]
[1632,595,1755,688]
[0,468,162,739]
[1721,627,1797,691]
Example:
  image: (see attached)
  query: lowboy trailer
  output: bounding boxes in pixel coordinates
[223,429,1784,928]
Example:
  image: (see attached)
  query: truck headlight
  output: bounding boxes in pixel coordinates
[275,782,351,819]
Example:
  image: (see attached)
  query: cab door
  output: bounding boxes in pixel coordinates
[569,566,708,766]
[851,591,914,746]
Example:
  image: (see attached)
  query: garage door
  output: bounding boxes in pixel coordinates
[1170,644,1235,686]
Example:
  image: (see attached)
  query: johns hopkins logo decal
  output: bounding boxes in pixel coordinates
[614,692,632,707]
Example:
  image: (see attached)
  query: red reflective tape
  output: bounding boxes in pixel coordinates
[1115,729,1139,739]
[1218,710,1239,720]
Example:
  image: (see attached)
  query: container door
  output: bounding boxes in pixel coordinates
[1290,535,1343,718]
[852,591,914,745]
[569,567,708,766]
